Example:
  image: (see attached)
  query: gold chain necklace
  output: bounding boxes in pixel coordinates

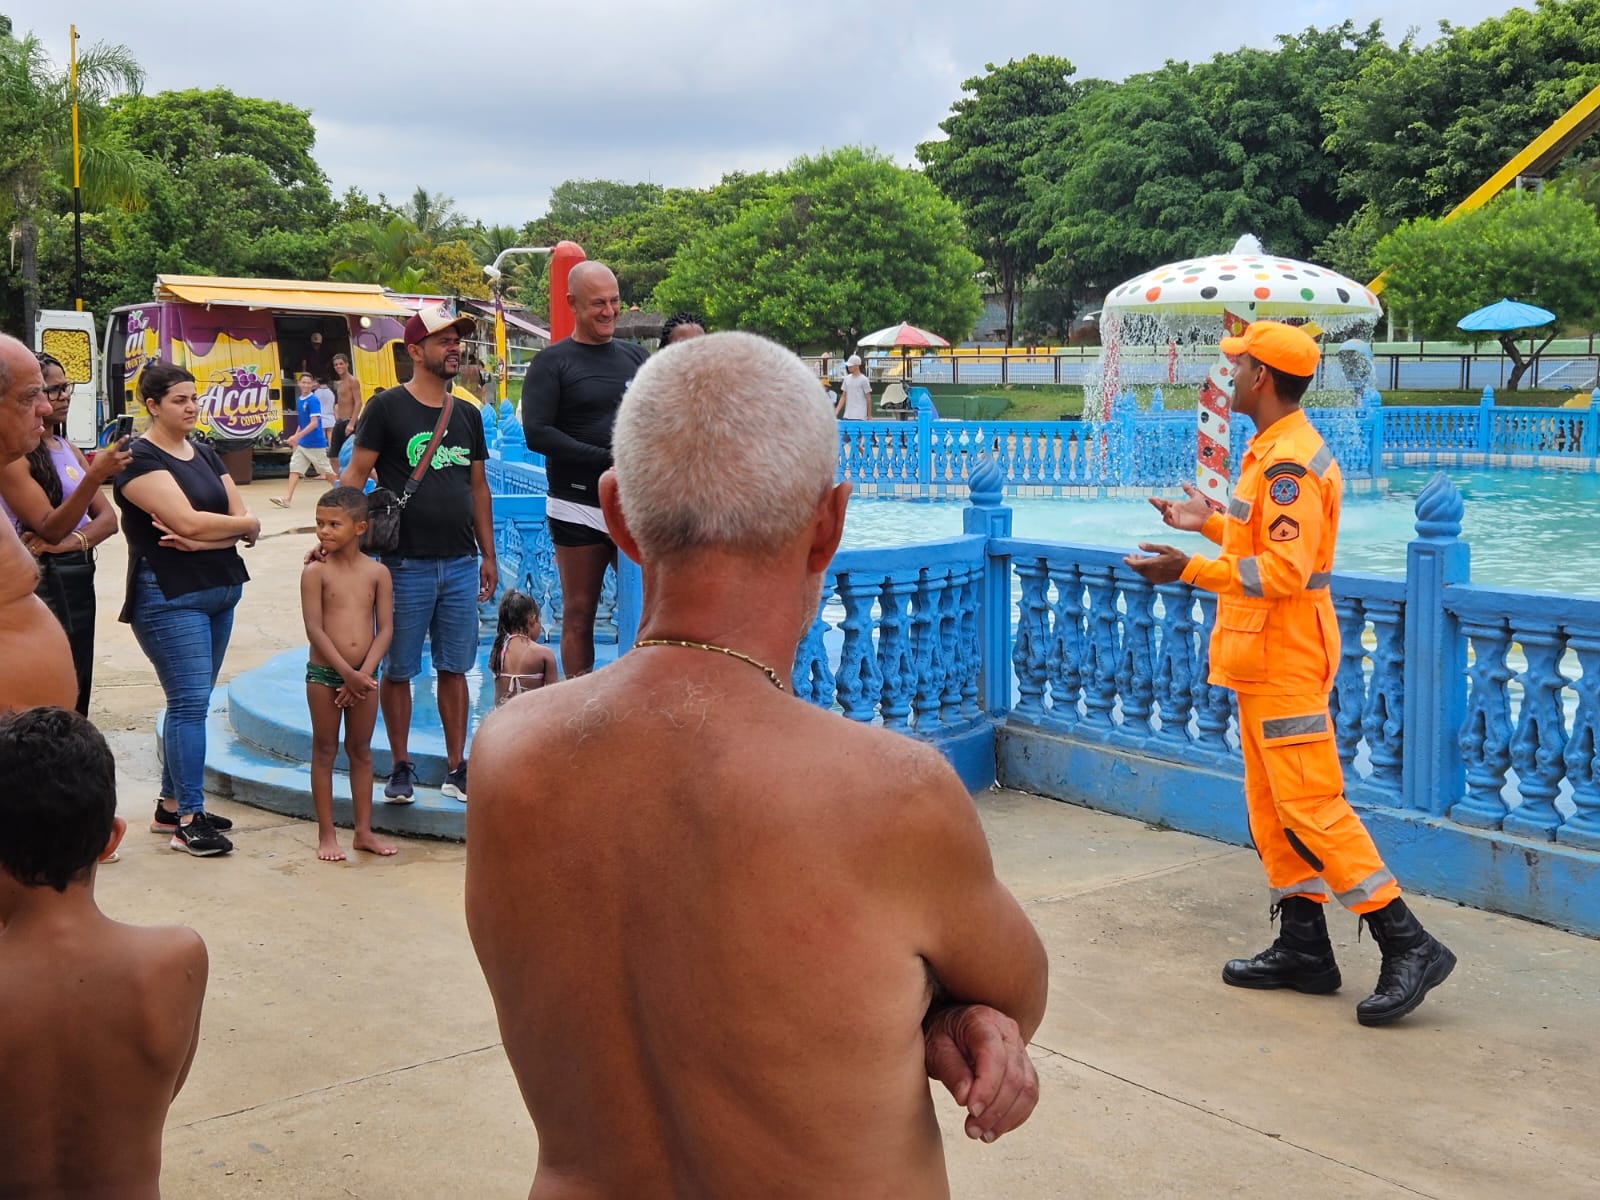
[634,638,787,691]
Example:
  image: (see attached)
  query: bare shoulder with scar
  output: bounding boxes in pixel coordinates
[470,653,1049,1200]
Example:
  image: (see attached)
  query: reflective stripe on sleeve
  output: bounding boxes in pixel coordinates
[1261,712,1330,739]
[1307,570,1331,589]
[1308,445,1334,477]
[1227,497,1252,521]
[1239,556,1263,596]
[1336,868,1397,909]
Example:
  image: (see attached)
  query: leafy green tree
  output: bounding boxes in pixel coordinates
[419,240,490,299]
[1376,189,1600,388]
[545,178,663,231]
[654,147,982,351]
[1327,0,1600,227]
[98,87,337,302]
[0,26,148,339]
[917,55,1079,346]
[1024,23,1387,297]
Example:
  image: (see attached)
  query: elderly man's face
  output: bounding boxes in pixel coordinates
[0,345,49,463]
[570,269,621,343]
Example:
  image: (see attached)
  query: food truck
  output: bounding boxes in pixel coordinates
[100,275,416,444]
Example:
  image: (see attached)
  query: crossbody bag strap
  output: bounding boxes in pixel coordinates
[397,395,455,509]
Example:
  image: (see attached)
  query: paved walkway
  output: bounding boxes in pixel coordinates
[82,485,1600,1198]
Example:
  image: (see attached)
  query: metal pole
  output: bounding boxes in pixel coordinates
[70,25,83,312]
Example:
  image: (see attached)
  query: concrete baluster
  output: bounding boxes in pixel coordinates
[1404,472,1470,813]
[964,454,1013,717]
[1010,556,1051,723]
[1557,631,1600,849]
[1452,615,1515,829]
[1502,622,1571,841]
[1044,562,1085,731]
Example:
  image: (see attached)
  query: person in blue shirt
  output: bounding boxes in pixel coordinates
[272,373,339,509]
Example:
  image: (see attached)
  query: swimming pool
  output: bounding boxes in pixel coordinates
[839,467,1600,595]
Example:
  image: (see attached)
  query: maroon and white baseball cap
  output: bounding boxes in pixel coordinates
[403,303,476,346]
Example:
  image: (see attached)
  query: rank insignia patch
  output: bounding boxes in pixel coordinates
[1269,476,1301,506]
[1269,515,1301,542]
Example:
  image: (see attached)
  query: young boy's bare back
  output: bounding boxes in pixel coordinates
[0,906,206,1198]
[0,707,208,1199]
[301,489,394,861]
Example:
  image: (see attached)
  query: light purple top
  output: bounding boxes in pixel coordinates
[2,437,91,534]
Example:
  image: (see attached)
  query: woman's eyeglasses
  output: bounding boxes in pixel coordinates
[43,383,73,399]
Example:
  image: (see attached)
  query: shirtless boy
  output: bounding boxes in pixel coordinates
[331,353,362,453]
[468,333,1048,1199]
[0,706,208,1198]
[300,486,395,861]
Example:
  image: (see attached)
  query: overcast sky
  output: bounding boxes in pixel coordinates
[12,0,1519,228]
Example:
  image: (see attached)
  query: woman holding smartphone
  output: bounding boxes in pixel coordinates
[0,351,132,715]
[115,362,259,857]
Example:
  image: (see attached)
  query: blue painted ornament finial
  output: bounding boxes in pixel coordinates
[968,452,1003,504]
[1414,471,1463,539]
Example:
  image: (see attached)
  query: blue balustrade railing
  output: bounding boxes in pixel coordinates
[485,430,1600,930]
[1381,386,1600,462]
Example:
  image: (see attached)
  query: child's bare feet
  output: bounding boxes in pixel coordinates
[352,831,397,857]
[317,834,346,862]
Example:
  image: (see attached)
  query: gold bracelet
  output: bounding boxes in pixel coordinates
[73,530,89,553]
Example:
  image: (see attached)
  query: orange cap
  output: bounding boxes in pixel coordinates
[1219,321,1319,376]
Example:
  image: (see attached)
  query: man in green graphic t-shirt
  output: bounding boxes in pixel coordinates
[344,304,494,805]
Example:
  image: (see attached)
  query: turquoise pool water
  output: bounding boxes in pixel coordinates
[839,468,1600,595]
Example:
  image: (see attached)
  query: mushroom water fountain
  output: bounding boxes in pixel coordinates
[1098,234,1382,504]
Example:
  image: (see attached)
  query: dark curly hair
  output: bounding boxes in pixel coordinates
[659,313,707,347]
[490,589,541,675]
[0,707,118,891]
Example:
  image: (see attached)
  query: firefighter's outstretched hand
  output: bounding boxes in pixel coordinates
[1124,543,1190,584]
[1148,482,1216,532]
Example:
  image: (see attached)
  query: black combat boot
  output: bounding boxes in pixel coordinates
[1222,895,1342,993]
[1355,898,1456,1026]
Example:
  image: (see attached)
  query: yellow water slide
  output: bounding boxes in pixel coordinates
[1369,81,1600,295]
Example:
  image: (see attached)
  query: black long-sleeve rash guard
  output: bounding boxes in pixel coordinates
[520,338,649,506]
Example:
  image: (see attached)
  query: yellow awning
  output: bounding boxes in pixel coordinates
[154,275,412,318]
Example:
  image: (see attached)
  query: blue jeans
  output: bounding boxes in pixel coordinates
[129,564,243,815]
[381,555,480,681]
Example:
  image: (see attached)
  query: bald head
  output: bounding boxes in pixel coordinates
[568,261,621,344]
[0,334,48,463]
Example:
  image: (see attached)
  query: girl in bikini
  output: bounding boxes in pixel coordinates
[491,589,558,705]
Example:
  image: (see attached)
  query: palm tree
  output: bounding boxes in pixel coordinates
[397,186,462,242]
[330,215,429,292]
[0,26,148,342]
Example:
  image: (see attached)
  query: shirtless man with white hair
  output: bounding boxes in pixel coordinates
[468,331,1048,1199]
[0,335,76,712]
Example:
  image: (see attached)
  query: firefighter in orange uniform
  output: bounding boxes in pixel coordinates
[1125,321,1456,1026]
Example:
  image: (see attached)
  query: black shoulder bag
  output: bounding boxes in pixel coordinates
[361,395,455,556]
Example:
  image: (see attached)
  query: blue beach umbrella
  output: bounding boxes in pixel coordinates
[1457,298,1555,333]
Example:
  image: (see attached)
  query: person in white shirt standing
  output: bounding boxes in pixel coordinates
[835,353,872,420]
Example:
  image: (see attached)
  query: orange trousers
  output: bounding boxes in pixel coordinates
[1236,691,1401,915]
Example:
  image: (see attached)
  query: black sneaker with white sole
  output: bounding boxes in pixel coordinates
[442,759,468,804]
[152,802,232,834]
[384,760,417,804]
[169,813,233,857]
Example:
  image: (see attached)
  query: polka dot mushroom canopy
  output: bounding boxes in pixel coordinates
[1102,241,1382,319]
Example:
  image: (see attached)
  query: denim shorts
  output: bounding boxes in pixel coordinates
[381,555,480,682]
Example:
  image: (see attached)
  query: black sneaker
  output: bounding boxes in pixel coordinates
[384,760,417,804]
[169,813,233,857]
[152,802,232,834]
[441,759,468,804]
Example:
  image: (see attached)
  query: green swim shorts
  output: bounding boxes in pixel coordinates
[306,662,345,689]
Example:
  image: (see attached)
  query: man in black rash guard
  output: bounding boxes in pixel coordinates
[521,261,647,677]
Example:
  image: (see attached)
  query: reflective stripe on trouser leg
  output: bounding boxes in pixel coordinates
[1241,736,1330,904]
[1237,691,1402,915]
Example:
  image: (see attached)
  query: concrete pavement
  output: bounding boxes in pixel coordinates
[80,483,1600,1198]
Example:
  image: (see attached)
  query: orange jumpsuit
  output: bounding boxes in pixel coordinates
[1180,409,1401,915]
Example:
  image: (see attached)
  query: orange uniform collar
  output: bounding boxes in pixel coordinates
[1247,408,1310,454]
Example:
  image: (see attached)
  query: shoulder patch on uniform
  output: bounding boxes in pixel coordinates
[1269,515,1301,542]
[1268,476,1301,506]
[1264,461,1307,479]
